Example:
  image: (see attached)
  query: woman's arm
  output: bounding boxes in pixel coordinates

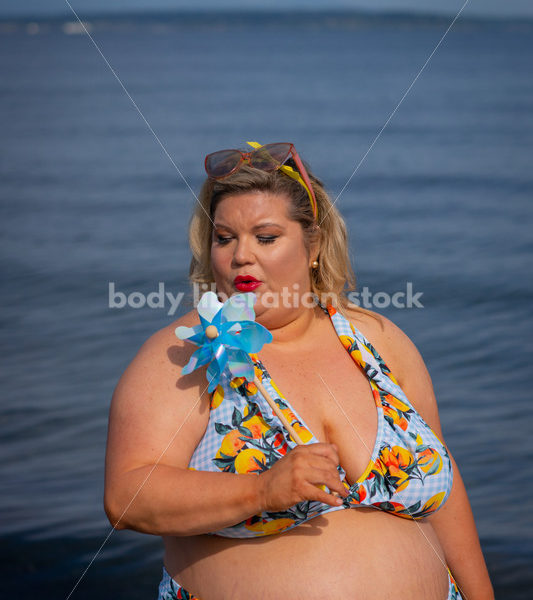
[104,318,264,536]
[385,318,493,599]
[351,308,494,600]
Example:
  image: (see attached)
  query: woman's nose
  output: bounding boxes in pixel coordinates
[232,237,255,265]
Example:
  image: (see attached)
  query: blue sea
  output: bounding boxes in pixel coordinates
[1,10,532,599]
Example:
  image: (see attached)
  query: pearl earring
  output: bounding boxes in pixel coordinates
[311,260,319,269]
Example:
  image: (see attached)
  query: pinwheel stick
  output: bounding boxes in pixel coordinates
[253,376,304,446]
[255,375,340,497]
[203,319,304,445]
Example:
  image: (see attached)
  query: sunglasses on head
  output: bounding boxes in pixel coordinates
[204,142,317,219]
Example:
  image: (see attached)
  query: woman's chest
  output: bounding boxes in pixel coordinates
[257,343,381,485]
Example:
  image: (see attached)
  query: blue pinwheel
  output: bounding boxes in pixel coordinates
[175,291,273,392]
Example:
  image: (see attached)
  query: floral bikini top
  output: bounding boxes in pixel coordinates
[187,305,454,538]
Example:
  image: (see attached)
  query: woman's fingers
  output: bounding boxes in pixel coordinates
[257,442,350,511]
[305,483,346,507]
[311,466,350,498]
[305,449,350,493]
[299,442,340,464]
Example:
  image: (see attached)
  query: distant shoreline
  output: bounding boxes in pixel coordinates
[1,8,532,31]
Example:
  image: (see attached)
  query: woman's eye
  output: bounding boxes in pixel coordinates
[215,235,232,245]
[214,234,277,245]
[257,236,277,245]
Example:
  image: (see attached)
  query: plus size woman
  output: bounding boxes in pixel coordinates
[104,142,493,599]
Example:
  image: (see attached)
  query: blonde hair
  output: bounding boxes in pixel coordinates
[188,160,356,310]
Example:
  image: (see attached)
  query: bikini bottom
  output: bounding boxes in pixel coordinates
[157,565,463,599]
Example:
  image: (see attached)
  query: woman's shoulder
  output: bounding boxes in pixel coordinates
[113,309,204,402]
[341,303,426,389]
[342,302,408,350]
[137,309,200,361]
[107,311,212,478]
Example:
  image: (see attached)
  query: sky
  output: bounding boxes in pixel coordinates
[1,0,533,19]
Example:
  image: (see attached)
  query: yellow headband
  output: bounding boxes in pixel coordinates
[246,141,317,217]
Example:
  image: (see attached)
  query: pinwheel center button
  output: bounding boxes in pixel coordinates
[205,325,219,340]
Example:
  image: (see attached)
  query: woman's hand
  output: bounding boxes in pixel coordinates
[257,442,350,512]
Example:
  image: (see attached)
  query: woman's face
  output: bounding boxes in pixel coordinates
[210,191,317,323]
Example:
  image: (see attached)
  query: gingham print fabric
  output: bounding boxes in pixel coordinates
[186,304,453,537]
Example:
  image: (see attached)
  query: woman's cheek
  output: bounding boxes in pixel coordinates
[209,254,227,296]
[210,247,227,275]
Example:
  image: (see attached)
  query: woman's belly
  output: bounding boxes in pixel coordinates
[163,508,450,600]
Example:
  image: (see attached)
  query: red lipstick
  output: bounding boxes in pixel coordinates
[234,275,262,292]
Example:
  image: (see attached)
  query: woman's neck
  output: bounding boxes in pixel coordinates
[257,304,328,349]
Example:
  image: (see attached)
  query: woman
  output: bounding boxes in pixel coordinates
[104,142,494,599]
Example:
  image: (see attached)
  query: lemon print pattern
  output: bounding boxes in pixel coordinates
[185,303,454,539]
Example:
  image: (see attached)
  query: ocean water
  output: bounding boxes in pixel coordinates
[1,11,532,599]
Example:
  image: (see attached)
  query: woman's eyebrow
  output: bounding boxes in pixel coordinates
[251,222,285,231]
[213,222,285,232]
[212,222,233,232]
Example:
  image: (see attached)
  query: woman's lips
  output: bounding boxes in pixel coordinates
[234,275,262,292]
